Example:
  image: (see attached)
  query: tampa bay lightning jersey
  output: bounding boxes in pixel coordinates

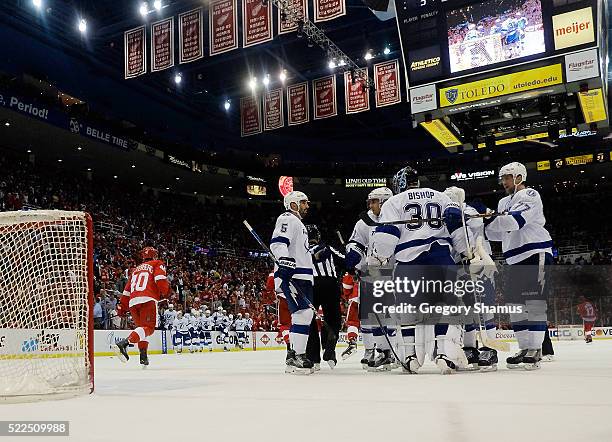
[485,188,552,264]
[270,211,313,284]
[234,318,248,331]
[371,188,468,263]
[172,317,190,333]
[346,210,378,271]
[201,315,215,331]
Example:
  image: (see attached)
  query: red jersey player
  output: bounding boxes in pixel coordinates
[577,296,598,344]
[115,247,171,366]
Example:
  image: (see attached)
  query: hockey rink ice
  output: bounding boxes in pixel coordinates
[3,340,611,442]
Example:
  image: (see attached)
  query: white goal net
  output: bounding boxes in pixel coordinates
[0,210,94,401]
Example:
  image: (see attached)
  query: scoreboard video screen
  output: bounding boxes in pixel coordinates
[395,0,600,88]
[447,0,546,73]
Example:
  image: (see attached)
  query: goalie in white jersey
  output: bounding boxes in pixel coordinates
[270,190,315,373]
[343,187,396,370]
[369,166,470,375]
[482,162,553,370]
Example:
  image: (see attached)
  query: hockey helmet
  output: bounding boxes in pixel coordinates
[392,166,419,194]
[141,246,158,260]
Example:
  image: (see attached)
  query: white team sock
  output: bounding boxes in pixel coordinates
[362,330,374,350]
[464,329,477,348]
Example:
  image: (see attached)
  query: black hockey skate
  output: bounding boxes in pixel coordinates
[287,353,314,374]
[460,347,480,371]
[285,348,297,373]
[435,354,457,375]
[586,334,593,344]
[522,349,542,371]
[367,349,395,372]
[506,349,528,369]
[323,349,337,369]
[114,338,132,363]
[341,340,358,360]
[401,354,421,374]
[478,347,498,372]
[360,348,375,370]
[139,348,149,368]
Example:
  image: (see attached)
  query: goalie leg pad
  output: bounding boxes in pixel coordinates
[435,324,468,369]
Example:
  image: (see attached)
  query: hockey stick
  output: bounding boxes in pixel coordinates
[242,220,336,340]
[358,211,506,228]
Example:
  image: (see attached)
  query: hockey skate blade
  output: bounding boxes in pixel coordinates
[479,364,497,372]
[114,346,128,363]
[436,359,455,375]
[290,367,314,375]
[141,364,148,370]
[523,362,541,371]
[284,365,295,374]
[457,364,480,372]
[327,360,336,370]
[361,363,369,370]
[506,363,524,369]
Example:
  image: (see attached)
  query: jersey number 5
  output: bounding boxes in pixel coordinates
[130,272,149,292]
[403,202,443,230]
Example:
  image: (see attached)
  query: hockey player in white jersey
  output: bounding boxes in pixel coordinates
[163,304,177,330]
[189,311,202,352]
[244,312,253,331]
[216,310,231,351]
[482,162,553,370]
[234,313,248,349]
[200,309,215,351]
[343,187,395,370]
[212,306,224,323]
[270,190,315,373]
[370,166,470,375]
[172,311,190,353]
[444,186,499,372]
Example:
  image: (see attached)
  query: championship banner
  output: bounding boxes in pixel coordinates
[179,8,204,64]
[240,95,262,137]
[210,0,239,56]
[242,0,273,47]
[263,88,284,131]
[344,69,370,114]
[287,82,309,125]
[151,18,174,72]
[278,176,294,196]
[374,60,401,108]
[313,75,337,120]
[314,0,346,22]
[278,0,308,34]
[124,26,146,79]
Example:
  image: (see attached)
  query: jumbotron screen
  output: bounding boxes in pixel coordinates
[447,0,546,73]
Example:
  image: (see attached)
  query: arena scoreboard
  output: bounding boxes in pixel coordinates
[397,0,609,147]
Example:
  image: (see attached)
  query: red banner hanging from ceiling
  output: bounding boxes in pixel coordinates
[344,68,370,114]
[242,0,273,47]
[278,0,309,34]
[210,0,239,55]
[124,26,147,79]
[314,0,346,23]
[151,18,174,72]
[374,59,402,108]
[313,75,337,120]
[287,82,310,125]
[241,95,262,137]
[263,88,284,131]
[179,8,204,64]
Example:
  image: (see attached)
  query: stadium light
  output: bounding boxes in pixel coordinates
[364,50,374,61]
[279,70,287,83]
[77,146,82,151]
[57,159,63,163]
[32,0,42,9]
[154,0,162,11]
[139,2,148,16]
[338,59,346,67]
[328,59,336,69]
[224,100,231,111]
[383,46,391,55]
[78,19,87,34]
[131,164,136,168]
[263,74,270,87]
[174,73,182,84]
[248,77,257,91]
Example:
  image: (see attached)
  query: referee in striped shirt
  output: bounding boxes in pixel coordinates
[305,224,344,368]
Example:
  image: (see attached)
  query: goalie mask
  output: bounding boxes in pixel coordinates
[392,166,419,194]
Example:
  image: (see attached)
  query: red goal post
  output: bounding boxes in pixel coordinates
[0,210,94,402]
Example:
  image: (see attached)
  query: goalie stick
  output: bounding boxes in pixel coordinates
[242,220,337,343]
[358,211,506,228]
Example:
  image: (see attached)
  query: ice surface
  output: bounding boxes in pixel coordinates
[3,341,611,442]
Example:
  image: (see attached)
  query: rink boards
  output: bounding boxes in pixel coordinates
[1,325,611,358]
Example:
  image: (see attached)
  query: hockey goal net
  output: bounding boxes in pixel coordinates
[0,210,94,401]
